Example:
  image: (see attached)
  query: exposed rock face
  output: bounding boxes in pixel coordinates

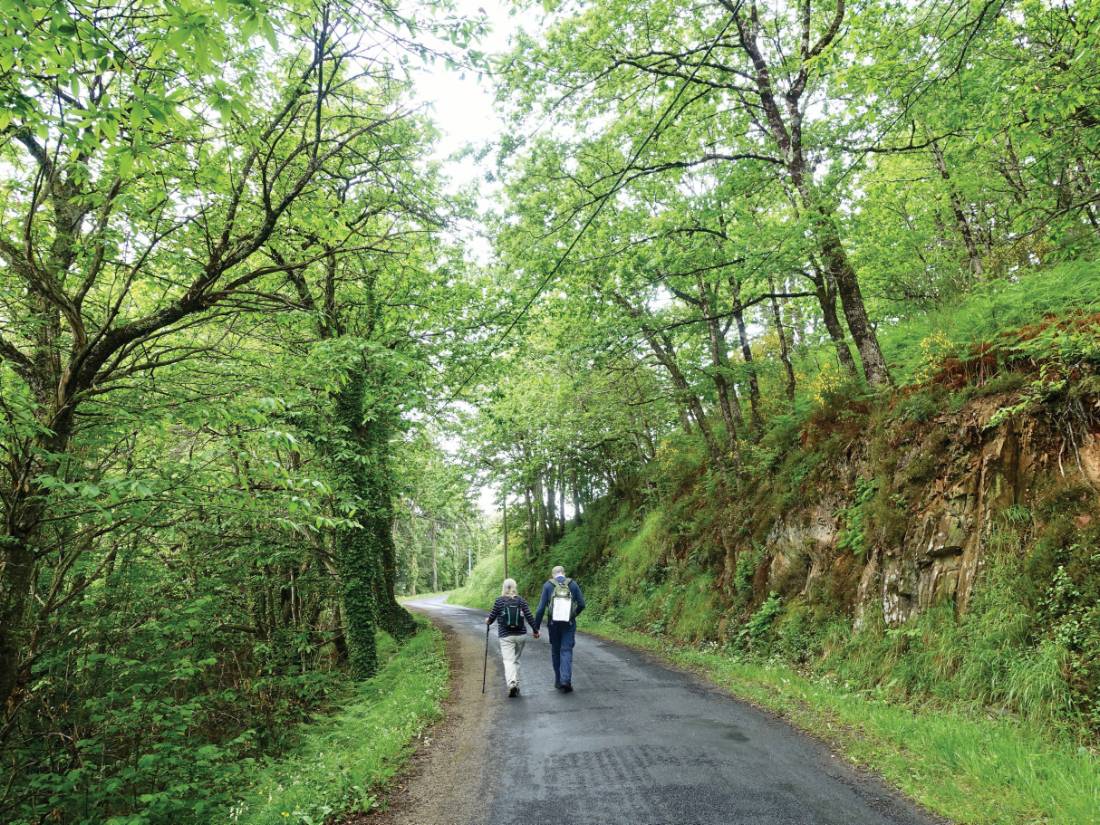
[765,501,839,599]
[758,400,1064,628]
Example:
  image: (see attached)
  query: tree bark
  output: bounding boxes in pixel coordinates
[370,436,416,640]
[811,266,859,378]
[930,140,983,277]
[728,1,892,387]
[728,277,764,431]
[768,277,797,401]
[813,219,892,387]
[609,290,723,463]
[333,371,380,679]
[699,275,743,450]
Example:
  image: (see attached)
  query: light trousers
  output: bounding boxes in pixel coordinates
[498,634,527,687]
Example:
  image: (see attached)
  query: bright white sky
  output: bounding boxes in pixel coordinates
[410,0,541,201]
[413,0,507,173]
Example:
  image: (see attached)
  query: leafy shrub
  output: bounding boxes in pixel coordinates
[738,592,783,650]
[837,478,878,557]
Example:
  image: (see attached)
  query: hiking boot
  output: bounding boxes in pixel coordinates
[508,684,518,698]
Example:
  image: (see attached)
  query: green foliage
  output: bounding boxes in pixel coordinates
[0,0,477,819]
[227,622,448,825]
[6,0,1100,816]
[738,592,783,651]
[733,545,765,605]
[461,261,1100,738]
[876,262,1100,385]
[449,549,507,610]
[836,478,878,558]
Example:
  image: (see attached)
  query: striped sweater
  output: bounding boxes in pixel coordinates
[487,596,536,637]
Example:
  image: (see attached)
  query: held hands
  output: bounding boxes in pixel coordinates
[533,630,540,639]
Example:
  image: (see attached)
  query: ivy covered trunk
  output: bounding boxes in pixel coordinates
[0,536,34,718]
[333,369,382,679]
[366,432,416,640]
[332,365,416,679]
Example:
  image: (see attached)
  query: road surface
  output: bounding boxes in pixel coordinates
[389,596,943,825]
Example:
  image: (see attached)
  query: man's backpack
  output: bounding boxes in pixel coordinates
[550,578,575,623]
[502,599,525,632]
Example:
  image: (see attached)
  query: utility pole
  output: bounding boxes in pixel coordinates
[502,493,509,580]
[430,522,438,594]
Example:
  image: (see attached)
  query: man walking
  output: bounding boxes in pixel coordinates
[534,565,585,692]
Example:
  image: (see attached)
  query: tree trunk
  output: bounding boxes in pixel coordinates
[810,263,859,379]
[608,289,722,460]
[701,275,742,449]
[571,468,582,524]
[0,379,74,715]
[768,277,797,402]
[729,277,764,431]
[930,140,983,277]
[366,420,416,639]
[0,537,35,719]
[645,326,722,462]
[524,487,535,555]
[558,466,566,535]
[430,522,438,593]
[534,475,547,552]
[812,214,892,387]
[332,373,380,678]
[544,469,556,543]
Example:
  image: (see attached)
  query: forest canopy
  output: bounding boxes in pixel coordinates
[1,0,1098,822]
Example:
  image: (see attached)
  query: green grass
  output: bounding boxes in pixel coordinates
[582,619,1100,825]
[785,259,1100,396]
[223,620,448,825]
[878,260,1100,383]
[449,550,505,609]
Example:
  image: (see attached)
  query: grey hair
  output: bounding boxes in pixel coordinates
[551,565,565,577]
[501,578,518,597]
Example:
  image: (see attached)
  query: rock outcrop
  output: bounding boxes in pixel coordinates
[752,395,1084,628]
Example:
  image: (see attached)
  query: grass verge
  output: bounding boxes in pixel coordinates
[578,618,1099,825]
[223,619,448,825]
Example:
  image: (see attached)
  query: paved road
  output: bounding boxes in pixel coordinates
[401,596,943,825]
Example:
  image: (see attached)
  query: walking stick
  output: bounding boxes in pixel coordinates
[481,623,490,694]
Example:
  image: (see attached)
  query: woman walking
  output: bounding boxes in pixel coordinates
[485,579,539,697]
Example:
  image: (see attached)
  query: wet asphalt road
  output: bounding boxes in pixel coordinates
[407,596,943,825]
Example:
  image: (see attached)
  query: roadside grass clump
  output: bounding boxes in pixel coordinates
[772,600,839,665]
[226,620,447,825]
[736,591,783,651]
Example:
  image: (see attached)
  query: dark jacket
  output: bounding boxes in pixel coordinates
[487,596,536,637]
[534,577,585,631]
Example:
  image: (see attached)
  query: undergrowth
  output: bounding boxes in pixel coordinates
[223,620,447,825]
